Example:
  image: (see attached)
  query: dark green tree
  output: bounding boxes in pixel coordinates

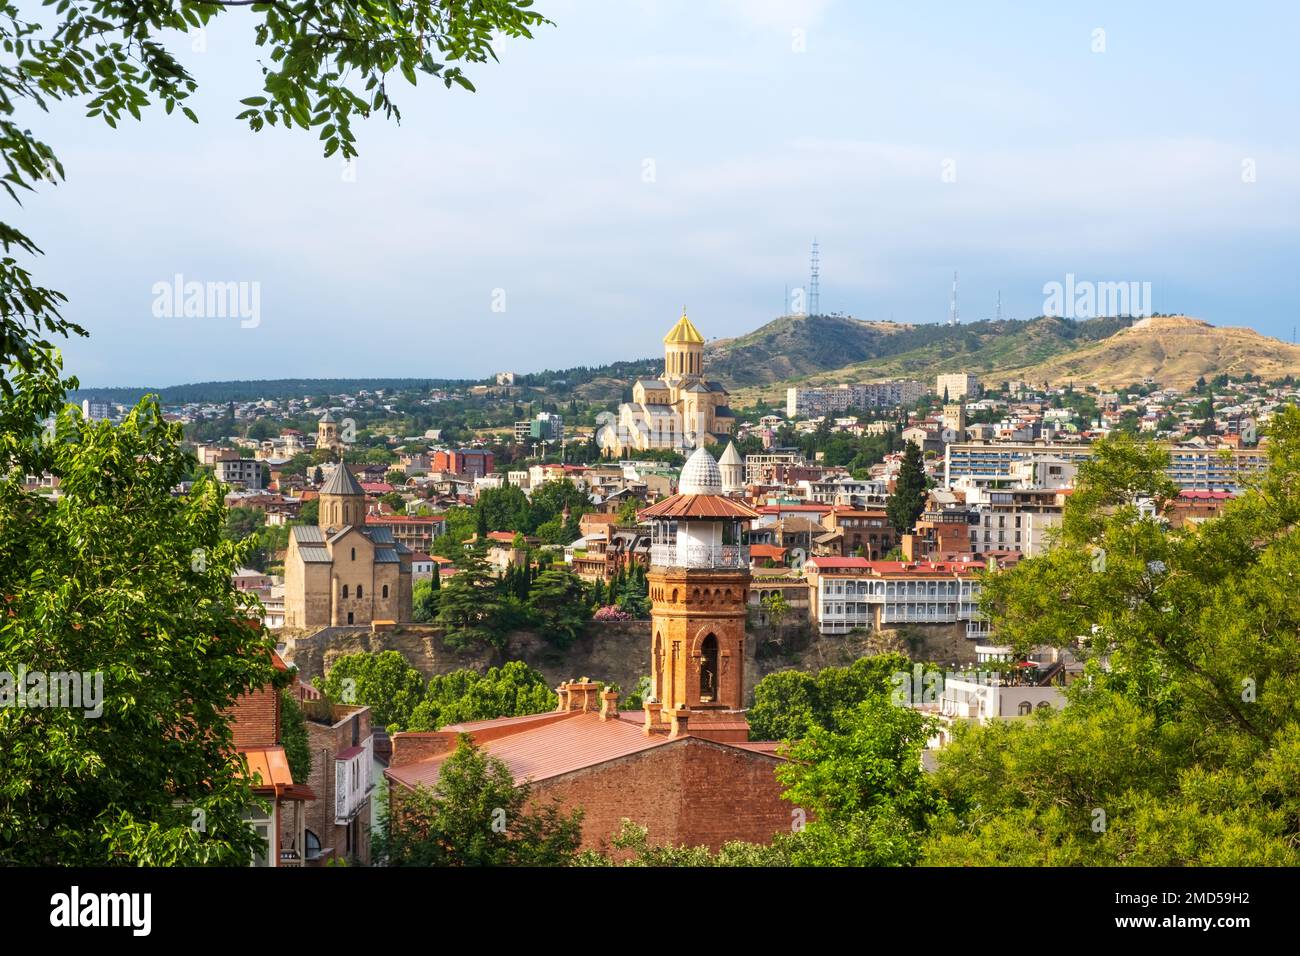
[885,441,928,534]
[527,566,590,647]
[436,546,505,651]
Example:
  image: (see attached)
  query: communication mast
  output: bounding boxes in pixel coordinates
[809,239,820,316]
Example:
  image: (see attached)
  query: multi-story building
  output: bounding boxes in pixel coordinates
[804,556,989,638]
[816,507,896,559]
[80,398,111,421]
[215,457,264,490]
[744,449,807,485]
[785,381,926,419]
[936,373,982,401]
[432,448,494,479]
[964,487,1065,557]
[363,514,445,552]
[945,441,1267,491]
[282,700,375,866]
[514,411,565,445]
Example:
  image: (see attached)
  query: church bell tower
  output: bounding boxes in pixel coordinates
[639,447,759,743]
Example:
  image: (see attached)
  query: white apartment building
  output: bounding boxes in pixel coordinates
[936,373,982,401]
[804,557,986,638]
[786,381,926,419]
[215,458,264,490]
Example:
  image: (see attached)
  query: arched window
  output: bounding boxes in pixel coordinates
[341,584,349,599]
[1017,701,1032,716]
[304,829,322,861]
[351,547,356,561]
[382,584,389,599]
[653,633,663,700]
[347,611,354,625]
[356,584,363,599]
[700,634,719,703]
[1036,701,1053,712]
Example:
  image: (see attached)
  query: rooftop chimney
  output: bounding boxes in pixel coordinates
[669,704,691,739]
[643,699,665,735]
[600,688,619,721]
[557,679,600,713]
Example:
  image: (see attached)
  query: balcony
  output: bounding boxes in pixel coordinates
[334,735,375,825]
[650,543,749,570]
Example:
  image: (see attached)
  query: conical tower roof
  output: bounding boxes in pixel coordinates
[718,441,743,467]
[663,308,705,345]
[320,461,364,497]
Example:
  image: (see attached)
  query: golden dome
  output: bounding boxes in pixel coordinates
[663,308,705,346]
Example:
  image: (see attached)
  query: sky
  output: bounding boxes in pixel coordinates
[16,0,1300,386]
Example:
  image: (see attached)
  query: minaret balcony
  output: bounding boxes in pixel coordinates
[651,543,749,570]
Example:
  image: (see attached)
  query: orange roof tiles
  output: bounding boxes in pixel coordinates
[638,494,760,521]
[388,712,678,790]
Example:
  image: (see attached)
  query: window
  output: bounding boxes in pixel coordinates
[699,634,719,703]
[347,611,354,624]
[1017,701,1033,716]
[351,547,356,561]
[341,584,349,599]
[382,584,389,599]
[304,829,322,861]
[357,584,363,598]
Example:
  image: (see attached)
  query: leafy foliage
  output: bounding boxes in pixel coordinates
[376,734,582,866]
[0,357,279,864]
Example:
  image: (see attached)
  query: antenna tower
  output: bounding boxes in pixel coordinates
[809,239,820,316]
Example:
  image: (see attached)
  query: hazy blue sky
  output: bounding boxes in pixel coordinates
[19,0,1299,386]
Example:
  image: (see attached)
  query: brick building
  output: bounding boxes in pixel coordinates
[228,652,315,866]
[278,700,375,865]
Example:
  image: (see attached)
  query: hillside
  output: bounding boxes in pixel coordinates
[1002,316,1300,389]
[712,313,1130,405]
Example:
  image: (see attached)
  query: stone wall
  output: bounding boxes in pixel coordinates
[278,618,976,702]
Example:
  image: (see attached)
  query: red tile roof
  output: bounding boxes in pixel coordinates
[638,494,761,521]
[387,712,676,790]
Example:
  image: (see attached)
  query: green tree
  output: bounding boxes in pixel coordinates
[924,419,1300,865]
[299,498,319,524]
[527,566,590,648]
[747,654,912,742]
[885,440,928,534]
[412,578,439,623]
[435,546,505,652]
[778,695,943,866]
[0,370,280,865]
[223,505,266,542]
[408,661,555,731]
[316,651,427,733]
[279,688,313,785]
[477,484,531,533]
[376,734,583,866]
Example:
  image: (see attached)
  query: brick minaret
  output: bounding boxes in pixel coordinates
[640,447,759,743]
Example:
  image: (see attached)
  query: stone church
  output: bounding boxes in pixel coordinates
[283,464,413,628]
[600,310,735,455]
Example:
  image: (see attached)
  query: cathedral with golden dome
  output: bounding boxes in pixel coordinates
[600,310,735,455]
